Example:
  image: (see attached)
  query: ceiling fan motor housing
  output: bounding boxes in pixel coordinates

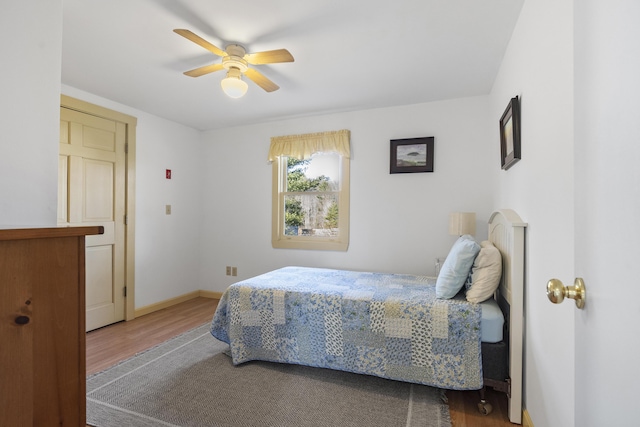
[222,45,248,72]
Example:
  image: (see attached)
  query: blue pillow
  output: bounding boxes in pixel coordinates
[436,235,481,299]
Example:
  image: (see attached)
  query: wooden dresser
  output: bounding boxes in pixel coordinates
[0,226,103,426]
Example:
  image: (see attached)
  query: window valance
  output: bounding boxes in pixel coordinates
[268,129,350,162]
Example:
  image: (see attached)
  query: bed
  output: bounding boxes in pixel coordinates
[211,209,526,424]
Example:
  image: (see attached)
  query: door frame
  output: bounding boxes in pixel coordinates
[61,94,137,321]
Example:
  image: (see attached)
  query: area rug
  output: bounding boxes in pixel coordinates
[87,324,452,427]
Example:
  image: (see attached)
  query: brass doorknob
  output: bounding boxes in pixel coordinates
[546,278,586,309]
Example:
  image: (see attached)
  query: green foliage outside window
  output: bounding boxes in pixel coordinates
[284,157,330,230]
[325,202,339,229]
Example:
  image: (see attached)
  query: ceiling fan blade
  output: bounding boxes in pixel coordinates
[244,68,280,92]
[244,49,294,65]
[183,63,224,77]
[173,29,227,58]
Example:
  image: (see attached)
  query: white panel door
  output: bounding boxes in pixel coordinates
[574,1,640,426]
[59,108,126,331]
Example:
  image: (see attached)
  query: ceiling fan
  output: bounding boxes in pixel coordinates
[174,29,294,98]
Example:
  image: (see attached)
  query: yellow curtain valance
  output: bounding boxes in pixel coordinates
[268,129,350,162]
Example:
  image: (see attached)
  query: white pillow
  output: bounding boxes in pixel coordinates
[465,241,502,303]
[436,235,480,299]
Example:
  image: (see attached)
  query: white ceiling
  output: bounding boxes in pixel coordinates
[62,0,523,131]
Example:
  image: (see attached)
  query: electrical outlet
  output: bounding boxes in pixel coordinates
[231,267,237,276]
[225,266,231,276]
[165,204,172,215]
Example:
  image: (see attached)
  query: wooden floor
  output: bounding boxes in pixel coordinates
[86,297,513,427]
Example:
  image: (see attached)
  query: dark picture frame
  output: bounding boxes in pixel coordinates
[390,137,434,174]
[500,96,521,170]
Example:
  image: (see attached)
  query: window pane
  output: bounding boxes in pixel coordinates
[272,149,349,251]
[286,153,339,193]
[283,193,339,237]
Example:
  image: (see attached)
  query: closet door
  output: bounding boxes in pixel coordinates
[59,108,126,331]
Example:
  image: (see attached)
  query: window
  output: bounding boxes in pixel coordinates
[270,130,350,251]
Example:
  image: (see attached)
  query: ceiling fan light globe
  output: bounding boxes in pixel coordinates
[221,76,248,98]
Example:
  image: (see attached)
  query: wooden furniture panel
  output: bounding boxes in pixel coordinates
[0,226,102,427]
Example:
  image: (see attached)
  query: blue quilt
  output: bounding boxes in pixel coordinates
[210,266,482,390]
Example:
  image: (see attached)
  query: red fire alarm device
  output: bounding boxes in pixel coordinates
[166,169,172,179]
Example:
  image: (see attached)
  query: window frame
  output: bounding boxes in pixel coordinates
[271,154,350,251]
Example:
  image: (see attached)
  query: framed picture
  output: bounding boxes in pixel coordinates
[390,137,434,174]
[500,96,521,170]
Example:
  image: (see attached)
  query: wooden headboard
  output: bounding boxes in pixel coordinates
[488,209,527,425]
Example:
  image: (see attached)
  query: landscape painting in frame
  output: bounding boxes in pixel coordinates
[500,96,521,170]
[390,137,434,173]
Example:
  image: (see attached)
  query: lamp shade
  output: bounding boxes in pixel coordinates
[221,67,248,98]
[449,212,476,236]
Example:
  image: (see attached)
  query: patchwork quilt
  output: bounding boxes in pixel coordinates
[210,266,482,390]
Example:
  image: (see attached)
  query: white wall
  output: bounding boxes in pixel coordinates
[56,90,497,308]
[489,0,575,426]
[0,1,62,226]
[61,86,204,308]
[199,96,494,292]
